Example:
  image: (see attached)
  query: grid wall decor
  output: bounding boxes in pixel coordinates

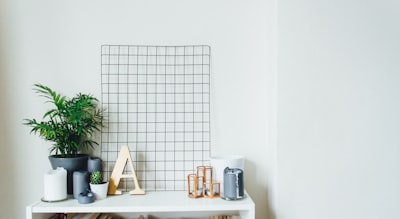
[100,45,211,191]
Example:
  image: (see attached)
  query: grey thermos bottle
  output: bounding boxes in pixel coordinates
[223,167,244,200]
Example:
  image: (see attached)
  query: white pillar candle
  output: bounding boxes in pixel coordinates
[43,167,67,201]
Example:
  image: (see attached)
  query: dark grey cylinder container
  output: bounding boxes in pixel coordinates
[73,171,89,199]
[88,157,102,173]
[223,167,244,200]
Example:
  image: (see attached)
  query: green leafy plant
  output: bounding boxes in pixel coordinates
[24,84,104,157]
[90,171,103,184]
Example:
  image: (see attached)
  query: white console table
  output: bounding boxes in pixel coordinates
[26,191,255,219]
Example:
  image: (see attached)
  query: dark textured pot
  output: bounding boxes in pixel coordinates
[87,157,102,173]
[49,154,89,194]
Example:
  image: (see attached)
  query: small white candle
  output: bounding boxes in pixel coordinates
[43,167,67,201]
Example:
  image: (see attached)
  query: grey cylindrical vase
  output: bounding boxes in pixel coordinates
[88,157,102,173]
[223,167,244,200]
[73,171,89,199]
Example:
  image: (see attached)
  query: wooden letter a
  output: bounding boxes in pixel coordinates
[107,145,145,195]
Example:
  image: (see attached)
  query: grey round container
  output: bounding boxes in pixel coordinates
[73,171,89,199]
[88,157,102,173]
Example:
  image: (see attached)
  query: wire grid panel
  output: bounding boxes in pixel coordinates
[101,45,211,191]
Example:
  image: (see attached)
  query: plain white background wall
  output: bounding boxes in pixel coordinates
[1,0,276,218]
[277,0,400,219]
[3,0,399,219]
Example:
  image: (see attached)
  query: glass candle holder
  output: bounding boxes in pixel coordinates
[204,166,213,183]
[187,174,203,198]
[204,181,220,198]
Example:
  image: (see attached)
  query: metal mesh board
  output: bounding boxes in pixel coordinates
[100,45,211,191]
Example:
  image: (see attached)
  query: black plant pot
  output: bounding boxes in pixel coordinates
[49,154,89,194]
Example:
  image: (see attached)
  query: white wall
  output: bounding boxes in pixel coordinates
[6,1,397,219]
[1,1,276,218]
[277,1,400,219]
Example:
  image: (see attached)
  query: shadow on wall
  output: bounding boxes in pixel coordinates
[246,160,276,219]
[0,12,17,218]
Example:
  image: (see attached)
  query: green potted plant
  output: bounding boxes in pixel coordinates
[89,171,109,200]
[24,84,104,194]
